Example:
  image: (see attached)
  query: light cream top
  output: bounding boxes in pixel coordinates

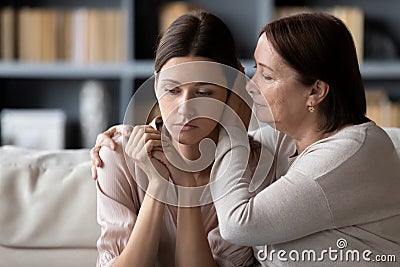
[96,120,259,267]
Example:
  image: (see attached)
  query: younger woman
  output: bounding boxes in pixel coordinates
[95,11,257,267]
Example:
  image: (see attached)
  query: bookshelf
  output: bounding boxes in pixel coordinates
[275,0,400,127]
[0,0,272,148]
[1,0,400,148]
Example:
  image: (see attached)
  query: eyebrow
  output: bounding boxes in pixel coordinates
[253,55,274,72]
[161,78,180,85]
[258,62,274,72]
[160,79,217,87]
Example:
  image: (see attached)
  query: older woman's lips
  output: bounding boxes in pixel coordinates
[254,102,267,107]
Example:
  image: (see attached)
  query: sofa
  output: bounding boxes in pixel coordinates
[0,128,399,267]
[0,147,98,267]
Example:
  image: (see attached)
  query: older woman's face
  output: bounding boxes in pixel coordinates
[156,57,228,145]
[248,34,311,132]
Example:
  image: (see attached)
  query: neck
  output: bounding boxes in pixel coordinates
[172,126,220,160]
[170,127,220,185]
[293,129,333,154]
[290,122,349,154]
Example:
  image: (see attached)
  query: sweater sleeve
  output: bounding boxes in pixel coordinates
[210,127,334,246]
[96,137,141,267]
[208,226,254,267]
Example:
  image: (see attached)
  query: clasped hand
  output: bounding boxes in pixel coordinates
[124,125,197,187]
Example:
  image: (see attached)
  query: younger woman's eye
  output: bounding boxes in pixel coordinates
[164,87,179,94]
[196,91,211,97]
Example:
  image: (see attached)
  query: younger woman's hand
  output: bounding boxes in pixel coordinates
[151,145,197,187]
[90,124,132,180]
[125,125,170,182]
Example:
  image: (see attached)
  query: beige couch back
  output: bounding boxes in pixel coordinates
[0,146,98,267]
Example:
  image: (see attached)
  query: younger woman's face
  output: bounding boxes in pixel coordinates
[156,56,228,145]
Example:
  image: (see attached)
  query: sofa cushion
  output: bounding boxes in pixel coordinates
[0,146,99,251]
[384,128,400,158]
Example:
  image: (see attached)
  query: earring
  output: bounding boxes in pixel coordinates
[308,105,315,113]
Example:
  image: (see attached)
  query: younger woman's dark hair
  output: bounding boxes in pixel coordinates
[155,10,241,72]
[260,12,369,132]
[147,10,241,123]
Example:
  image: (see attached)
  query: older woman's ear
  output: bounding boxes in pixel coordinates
[307,80,330,107]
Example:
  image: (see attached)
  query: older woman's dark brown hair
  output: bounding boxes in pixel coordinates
[260,12,369,132]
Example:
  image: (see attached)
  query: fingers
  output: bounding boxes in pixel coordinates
[89,124,134,180]
[145,139,163,154]
[125,125,162,160]
[99,124,133,150]
[113,124,133,138]
[90,146,102,166]
[91,165,98,180]
[95,133,117,150]
[90,146,102,180]
[91,132,115,177]
[152,150,168,164]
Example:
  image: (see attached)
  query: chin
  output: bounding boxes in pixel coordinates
[256,113,273,124]
[177,136,201,145]
[170,131,200,145]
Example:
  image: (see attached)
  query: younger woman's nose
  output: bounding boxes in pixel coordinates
[177,94,196,118]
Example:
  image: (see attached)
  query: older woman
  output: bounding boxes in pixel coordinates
[211,13,400,266]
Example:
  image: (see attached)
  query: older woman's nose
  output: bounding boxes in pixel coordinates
[246,77,260,97]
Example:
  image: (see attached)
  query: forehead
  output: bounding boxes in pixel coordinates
[254,34,280,65]
[254,34,296,77]
[157,57,229,87]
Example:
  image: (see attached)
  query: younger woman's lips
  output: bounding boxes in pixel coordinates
[174,124,197,131]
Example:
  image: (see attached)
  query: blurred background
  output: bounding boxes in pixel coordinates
[1,0,400,149]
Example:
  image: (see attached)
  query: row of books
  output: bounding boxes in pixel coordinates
[275,6,364,63]
[0,7,127,63]
[366,89,400,128]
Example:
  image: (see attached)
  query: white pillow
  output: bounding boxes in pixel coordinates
[0,146,99,248]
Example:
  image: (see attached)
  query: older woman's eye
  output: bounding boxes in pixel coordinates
[262,73,273,81]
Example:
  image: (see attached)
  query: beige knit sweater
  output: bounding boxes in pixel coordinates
[211,121,400,266]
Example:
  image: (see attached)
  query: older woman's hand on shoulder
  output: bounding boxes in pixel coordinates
[90,124,132,180]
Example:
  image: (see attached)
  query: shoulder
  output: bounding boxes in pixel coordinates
[289,122,378,179]
[97,135,140,192]
[99,136,133,169]
[291,122,394,179]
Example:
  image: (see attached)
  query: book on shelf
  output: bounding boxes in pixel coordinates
[159,2,199,33]
[365,89,400,128]
[275,6,364,63]
[1,6,126,63]
[1,7,15,60]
